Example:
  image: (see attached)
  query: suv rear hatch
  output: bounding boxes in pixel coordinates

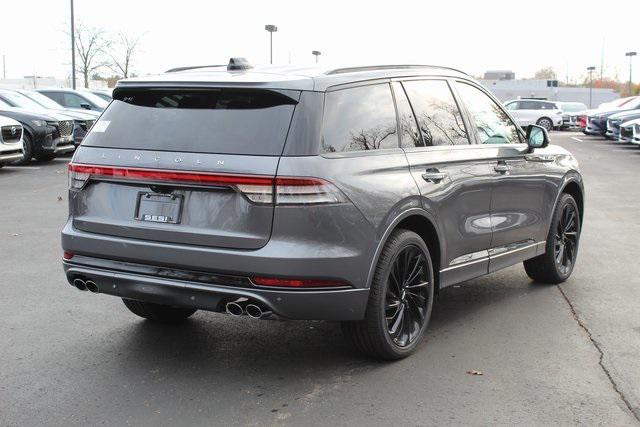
[70,87,300,250]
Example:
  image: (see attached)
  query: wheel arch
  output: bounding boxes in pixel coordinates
[561,180,584,226]
[366,209,444,292]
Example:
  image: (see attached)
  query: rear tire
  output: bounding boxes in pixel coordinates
[524,194,580,284]
[122,298,196,323]
[342,229,435,360]
[536,117,553,131]
[13,133,33,165]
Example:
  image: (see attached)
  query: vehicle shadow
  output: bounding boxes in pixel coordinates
[105,269,550,374]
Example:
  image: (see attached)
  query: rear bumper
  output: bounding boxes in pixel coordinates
[62,256,369,321]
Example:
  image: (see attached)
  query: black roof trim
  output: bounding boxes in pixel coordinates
[325,64,468,76]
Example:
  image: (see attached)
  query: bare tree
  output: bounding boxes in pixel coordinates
[108,33,142,79]
[75,24,109,88]
[533,67,557,80]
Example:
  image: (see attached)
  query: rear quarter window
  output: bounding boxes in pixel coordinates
[82,88,300,155]
[321,84,398,153]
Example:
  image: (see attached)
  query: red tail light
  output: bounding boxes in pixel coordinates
[68,163,347,205]
[63,251,74,260]
[252,276,348,288]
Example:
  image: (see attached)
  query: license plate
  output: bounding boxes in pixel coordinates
[136,193,183,224]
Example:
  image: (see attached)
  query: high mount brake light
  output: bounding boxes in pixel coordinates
[68,163,347,205]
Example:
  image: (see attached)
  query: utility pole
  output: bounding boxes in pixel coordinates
[312,50,321,64]
[70,0,76,89]
[264,25,277,64]
[587,66,595,109]
[626,52,637,96]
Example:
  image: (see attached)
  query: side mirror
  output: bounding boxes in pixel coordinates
[80,103,92,110]
[526,124,549,152]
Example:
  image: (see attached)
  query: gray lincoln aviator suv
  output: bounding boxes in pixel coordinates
[62,60,584,359]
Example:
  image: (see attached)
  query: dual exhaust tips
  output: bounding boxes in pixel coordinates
[226,299,271,319]
[73,278,99,293]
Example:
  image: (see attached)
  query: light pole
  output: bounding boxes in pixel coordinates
[70,0,76,89]
[264,25,277,64]
[312,50,321,64]
[625,51,637,96]
[587,66,595,108]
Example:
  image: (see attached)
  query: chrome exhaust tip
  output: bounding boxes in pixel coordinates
[226,302,244,316]
[73,278,87,291]
[85,280,99,293]
[245,304,263,319]
[246,304,272,319]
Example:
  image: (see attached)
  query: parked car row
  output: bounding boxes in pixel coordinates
[580,96,640,144]
[0,87,111,165]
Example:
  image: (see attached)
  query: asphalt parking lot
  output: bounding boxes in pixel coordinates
[1,132,640,426]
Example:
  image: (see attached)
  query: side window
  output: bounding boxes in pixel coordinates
[519,100,538,110]
[505,101,519,111]
[455,82,521,145]
[321,84,398,153]
[392,82,422,148]
[402,80,469,146]
[45,92,64,105]
[63,93,87,108]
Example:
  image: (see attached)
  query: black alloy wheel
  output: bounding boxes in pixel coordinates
[554,203,578,275]
[385,244,430,347]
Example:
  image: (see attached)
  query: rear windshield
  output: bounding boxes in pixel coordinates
[82,88,299,155]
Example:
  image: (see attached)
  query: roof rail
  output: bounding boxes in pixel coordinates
[165,65,225,73]
[325,64,468,76]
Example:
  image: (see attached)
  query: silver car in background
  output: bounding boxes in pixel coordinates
[503,99,563,130]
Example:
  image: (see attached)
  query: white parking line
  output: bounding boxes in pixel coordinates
[571,137,583,143]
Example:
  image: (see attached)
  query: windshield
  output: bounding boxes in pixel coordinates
[79,91,109,108]
[21,91,63,109]
[0,90,46,110]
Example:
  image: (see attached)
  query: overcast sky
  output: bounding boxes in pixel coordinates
[1,0,638,83]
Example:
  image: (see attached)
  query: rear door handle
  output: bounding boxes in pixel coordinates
[422,169,447,183]
[494,164,511,173]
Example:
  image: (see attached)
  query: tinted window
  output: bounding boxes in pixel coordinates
[519,100,540,110]
[393,82,422,148]
[42,92,64,105]
[402,80,469,146]
[540,102,557,110]
[455,82,521,145]
[63,93,88,109]
[82,88,299,155]
[321,84,398,153]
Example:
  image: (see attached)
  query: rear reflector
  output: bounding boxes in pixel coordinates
[63,251,74,260]
[68,163,347,206]
[252,276,348,288]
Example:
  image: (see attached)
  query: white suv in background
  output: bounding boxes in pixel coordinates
[0,115,25,167]
[504,99,563,130]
